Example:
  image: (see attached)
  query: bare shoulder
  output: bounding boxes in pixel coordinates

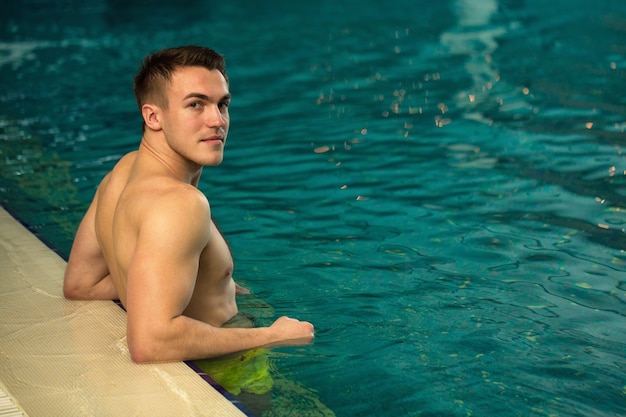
[115,151,138,170]
[140,183,212,246]
[151,181,209,214]
[108,151,138,182]
[96,151,138,196]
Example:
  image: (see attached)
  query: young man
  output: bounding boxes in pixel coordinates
[63,45,314,363]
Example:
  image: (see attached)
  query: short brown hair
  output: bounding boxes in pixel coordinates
[133,45,228,111]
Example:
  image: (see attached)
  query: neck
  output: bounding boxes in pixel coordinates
[139,135,202,186]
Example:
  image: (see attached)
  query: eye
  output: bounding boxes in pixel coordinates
[189,101,204,109]
[218,100,230,111]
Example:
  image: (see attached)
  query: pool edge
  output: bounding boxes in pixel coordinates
[0,205,251,417]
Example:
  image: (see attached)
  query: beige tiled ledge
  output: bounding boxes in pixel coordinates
[0,206,246,417]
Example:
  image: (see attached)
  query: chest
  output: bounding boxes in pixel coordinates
[198,220,234,277]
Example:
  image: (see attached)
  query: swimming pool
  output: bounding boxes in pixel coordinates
[1,0,625,415]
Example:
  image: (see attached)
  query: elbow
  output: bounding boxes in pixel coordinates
[127,336,156,363]
[127,329,169,363]
[63,281,92,300]
[129,347,152,364]
[63,282,83,300]
[63,287,74,299]
[63,268,85,299]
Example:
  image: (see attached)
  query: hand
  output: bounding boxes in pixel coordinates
[235,282,250,295]
[269,316,315,347]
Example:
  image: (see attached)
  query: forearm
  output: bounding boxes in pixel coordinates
[127,315,275,363]
[64,272,118,300]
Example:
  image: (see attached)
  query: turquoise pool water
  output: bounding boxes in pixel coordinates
[1,0,625,416]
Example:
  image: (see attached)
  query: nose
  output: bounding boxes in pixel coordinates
[206,104,226,128]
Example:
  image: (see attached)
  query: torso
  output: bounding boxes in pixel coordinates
[94,148,237,327]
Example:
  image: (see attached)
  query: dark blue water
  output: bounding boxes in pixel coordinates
[1,0,625,416]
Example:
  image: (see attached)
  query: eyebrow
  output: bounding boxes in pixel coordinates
[183,92,231,102]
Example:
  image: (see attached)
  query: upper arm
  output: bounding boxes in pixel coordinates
[63,187,112,298]
[125,190,211,339]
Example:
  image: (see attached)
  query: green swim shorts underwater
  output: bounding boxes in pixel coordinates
[195,348,273,396]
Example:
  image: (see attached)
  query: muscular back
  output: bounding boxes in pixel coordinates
[93,147,237,326]
[93,151,137,304]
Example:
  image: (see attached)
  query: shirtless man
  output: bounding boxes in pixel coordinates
[63,45,314,363]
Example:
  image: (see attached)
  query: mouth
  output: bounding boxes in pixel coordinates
[201,135,224,144]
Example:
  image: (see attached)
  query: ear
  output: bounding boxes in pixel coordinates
[141,103,162,131]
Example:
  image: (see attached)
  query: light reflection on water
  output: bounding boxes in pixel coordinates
[1,0,626,416]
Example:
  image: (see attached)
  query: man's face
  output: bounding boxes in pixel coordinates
[160,66,231,167]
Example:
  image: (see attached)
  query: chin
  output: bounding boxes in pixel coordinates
[202,156,224,166]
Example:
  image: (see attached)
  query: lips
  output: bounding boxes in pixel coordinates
[201,135,224,143]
